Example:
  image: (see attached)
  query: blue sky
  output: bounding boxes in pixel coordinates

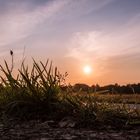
[0,0,140,85]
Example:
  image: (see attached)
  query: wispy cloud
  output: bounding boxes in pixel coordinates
[0,0,115,47]
[54,0,115,21]
[0,0,69,47]
[66,14,140,75]
[66,31,102,60]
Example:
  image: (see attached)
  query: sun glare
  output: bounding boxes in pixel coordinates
[83,65,92,75]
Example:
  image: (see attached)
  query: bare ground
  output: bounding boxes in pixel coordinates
[0,120,139,140]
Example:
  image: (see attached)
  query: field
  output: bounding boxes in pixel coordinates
[0,60,140,139]
[84,93,140,104]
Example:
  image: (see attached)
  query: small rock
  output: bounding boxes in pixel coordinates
[90,133,97,137]
[59,117,76,128]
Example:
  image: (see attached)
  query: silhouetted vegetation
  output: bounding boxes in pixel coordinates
[0,57,139,129]
[68,83,140,94]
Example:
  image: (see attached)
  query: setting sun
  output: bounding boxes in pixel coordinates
[83,65,92,75]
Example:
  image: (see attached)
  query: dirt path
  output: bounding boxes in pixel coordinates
[0,120,139,140]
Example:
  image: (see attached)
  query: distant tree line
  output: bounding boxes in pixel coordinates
[63,83,140,94]
[97,83,140,94]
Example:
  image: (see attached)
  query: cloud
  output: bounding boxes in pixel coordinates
[0,0,115,47]
[66,31,102,60]
[0,0,69,47]
[67,14,140,57]
[66,14,140,76]
[54,0,114,21]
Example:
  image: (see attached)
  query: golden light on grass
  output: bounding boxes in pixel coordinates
[83,65,92,75]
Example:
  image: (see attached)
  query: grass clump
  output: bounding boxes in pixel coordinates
[0,59,64,119]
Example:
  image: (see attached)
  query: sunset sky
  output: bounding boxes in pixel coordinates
[0,0,140,85]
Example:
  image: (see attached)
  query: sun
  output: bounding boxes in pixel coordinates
[83,65,92,75]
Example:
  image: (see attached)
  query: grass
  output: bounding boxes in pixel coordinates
[0,59,62,118]
[85,93,140,104]
[0,59,139,128]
